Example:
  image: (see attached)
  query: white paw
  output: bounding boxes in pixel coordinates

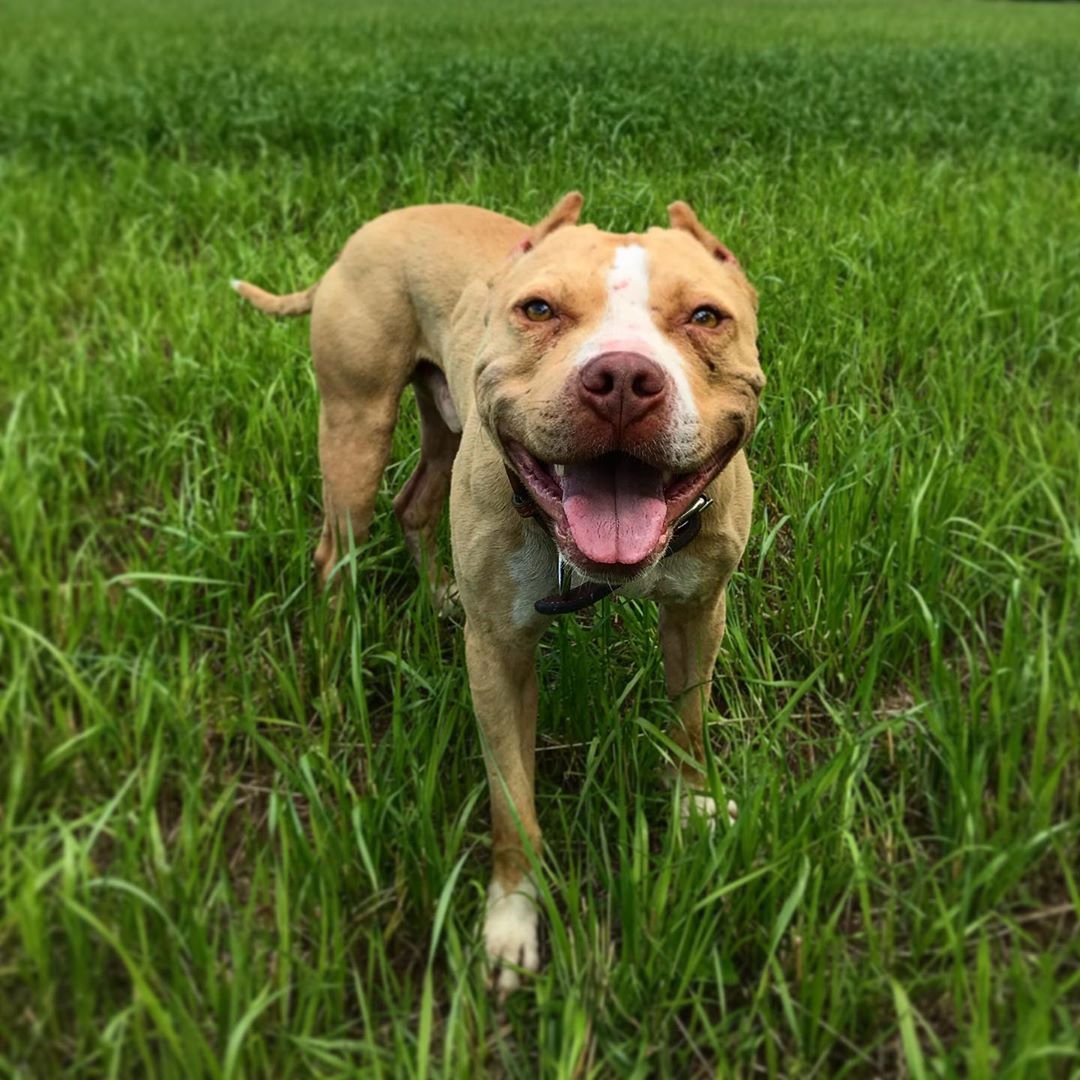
[484,878,540,996]
[434,577,460,619]
[680,792,738,832]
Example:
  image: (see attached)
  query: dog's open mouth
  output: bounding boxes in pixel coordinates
[504,440,739,575]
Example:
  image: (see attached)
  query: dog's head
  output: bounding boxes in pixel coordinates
[475,192,765,582]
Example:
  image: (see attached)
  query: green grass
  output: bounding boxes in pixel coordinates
[2,0,1079,1074]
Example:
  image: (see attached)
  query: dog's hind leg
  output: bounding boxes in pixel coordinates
[310,272,414,585]
[393,365,460,609]
[314,394,401,584]
[393,363,462,612]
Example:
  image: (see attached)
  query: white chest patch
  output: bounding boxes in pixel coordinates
[576,244,700,453]
[509,528,708,622]
[509,527,560,627]
[618,551,709,604]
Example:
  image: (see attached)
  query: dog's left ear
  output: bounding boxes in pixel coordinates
[514,191,584,255]
[667,201,741,267]
[668,200,757,310]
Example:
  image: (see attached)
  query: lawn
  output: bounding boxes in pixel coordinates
[1,0,1078,1075]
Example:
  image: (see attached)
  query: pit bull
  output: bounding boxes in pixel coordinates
[233,193,764,994]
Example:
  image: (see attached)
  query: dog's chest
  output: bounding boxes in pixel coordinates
[618,552,708,604]
[508,530,561,627]
[507,531,708,627]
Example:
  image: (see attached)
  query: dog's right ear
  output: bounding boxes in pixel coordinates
[512,191,584,256]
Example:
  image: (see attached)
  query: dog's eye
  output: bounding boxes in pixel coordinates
[689,306,725,329]
[522,299,555,322]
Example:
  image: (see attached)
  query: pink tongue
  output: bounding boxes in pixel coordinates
[561,456,667,565]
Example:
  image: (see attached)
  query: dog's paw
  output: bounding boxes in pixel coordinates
[484,878,539,997]
[434,580,461,619]
[679,791,738,833]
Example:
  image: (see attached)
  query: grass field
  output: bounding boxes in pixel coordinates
[2,0,1079,1075]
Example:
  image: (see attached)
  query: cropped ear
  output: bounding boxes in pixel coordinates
[512,191,584,256]
[667,200,739,267]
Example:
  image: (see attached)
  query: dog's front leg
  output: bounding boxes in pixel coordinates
[464,619,543,995]
[659,591,738,829]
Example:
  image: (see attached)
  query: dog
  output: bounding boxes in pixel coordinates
[233,193,764,994]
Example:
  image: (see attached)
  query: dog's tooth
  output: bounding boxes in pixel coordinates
[662,469,673,484]
[553,464,565,477]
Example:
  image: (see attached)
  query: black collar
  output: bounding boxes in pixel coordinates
[505,466,712,616]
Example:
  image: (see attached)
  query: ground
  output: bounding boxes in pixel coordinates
[1,0,1078,1076]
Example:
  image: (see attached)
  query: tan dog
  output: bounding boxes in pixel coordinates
[234,193,764,994]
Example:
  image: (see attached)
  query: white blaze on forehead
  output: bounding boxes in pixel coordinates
[576,243,700,442]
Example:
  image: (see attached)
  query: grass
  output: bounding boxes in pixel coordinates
[1,0,1079,1074]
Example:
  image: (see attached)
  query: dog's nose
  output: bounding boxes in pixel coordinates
[578,352,668,432]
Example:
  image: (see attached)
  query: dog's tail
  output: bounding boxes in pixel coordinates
[230,278,318,317]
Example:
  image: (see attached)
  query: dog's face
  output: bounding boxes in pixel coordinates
[475,194,765,582]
